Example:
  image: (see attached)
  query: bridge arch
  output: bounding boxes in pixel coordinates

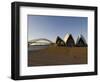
[28,38,53,45]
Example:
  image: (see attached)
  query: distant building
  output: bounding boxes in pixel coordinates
[76,35,87,47]
[64,34,75,47]
[56,36,66,46]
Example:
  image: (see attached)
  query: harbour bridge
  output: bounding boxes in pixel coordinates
[28,38,53,45]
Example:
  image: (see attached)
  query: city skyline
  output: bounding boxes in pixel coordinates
[28,15,88,43]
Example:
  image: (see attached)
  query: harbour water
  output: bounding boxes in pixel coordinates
[28,45,49,51]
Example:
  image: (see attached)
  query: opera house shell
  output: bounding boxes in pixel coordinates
[76,35,87,47]
[64,33,75,47]
[56,36,66,46]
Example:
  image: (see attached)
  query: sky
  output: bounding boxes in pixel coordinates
[28,15,88,43]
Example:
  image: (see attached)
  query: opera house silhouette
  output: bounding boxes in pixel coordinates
[56,33,87,47]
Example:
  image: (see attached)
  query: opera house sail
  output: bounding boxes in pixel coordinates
[76,35,87,47]
[64,33,75,47]
[56,36,66,46]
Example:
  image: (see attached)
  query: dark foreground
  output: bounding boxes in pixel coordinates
[28,46,87,66]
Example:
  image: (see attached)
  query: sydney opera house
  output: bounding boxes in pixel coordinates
[56,34,87,47]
